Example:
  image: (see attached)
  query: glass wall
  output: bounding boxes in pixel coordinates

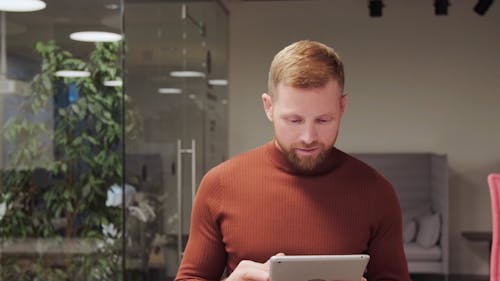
[0,0,228,281]
[123,1,229,280]
[0,0,125,280]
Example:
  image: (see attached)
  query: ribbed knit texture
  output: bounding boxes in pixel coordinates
[176,141,410,281]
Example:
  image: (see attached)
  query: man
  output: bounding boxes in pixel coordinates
[175,40,410,281]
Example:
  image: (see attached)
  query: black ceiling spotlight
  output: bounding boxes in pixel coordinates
[474,0,494,15]
[369,0,384,17]
[434,0,450,15]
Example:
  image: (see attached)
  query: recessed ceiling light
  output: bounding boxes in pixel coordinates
[170,71,205,78]
[208,79,228,86]
[103,79,122,87]
[158,88,182,94]
[0,0,46,12]
[55,70,90,78]
[70,31,122,42]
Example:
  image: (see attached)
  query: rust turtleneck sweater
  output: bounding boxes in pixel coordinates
[176,141,410,281]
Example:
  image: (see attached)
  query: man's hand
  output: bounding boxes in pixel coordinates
[225,260,269,281]
[225,253,284,281]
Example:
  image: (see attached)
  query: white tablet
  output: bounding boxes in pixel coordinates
[269,254,370,281]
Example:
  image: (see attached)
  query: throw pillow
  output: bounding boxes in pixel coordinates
[403,219,417,243]
[416,212,441,248]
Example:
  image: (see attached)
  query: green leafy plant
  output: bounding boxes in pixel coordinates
[0,40,141,281]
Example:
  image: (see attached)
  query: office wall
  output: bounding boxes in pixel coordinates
[227,0,500,275]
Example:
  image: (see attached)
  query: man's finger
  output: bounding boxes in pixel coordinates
[239,268,269,281]
[264,252,286,266]
[240,260,271,272]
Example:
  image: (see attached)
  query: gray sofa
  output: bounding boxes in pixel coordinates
[353,153,449,275]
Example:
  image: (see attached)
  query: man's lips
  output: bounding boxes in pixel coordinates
[294,146,320,155]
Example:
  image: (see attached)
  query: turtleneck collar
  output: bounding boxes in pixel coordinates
[264,140,345,176]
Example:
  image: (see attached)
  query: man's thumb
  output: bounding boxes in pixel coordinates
[264,253,286,266]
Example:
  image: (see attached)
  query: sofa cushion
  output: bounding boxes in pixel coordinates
[403,219,417,243]
[416,212,441,248]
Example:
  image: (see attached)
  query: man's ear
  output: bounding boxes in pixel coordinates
[262,93,273,122]
[339,94,348,117]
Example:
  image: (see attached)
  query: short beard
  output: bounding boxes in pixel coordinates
[278,140,332,172]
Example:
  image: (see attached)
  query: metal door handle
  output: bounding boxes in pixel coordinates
[176,139,196,263]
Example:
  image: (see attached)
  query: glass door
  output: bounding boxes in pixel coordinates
[123,1,228,280]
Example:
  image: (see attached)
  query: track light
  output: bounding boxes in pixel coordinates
[368,0,384,17]
[474,0,494,15]
[434,0,450,15]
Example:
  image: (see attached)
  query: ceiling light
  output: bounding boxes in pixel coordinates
[70,31,122,42]
[169,71,205,78]
[55,70,90,78]
[434,0,450,15]
[474,0,494,15]
[0,0,46,12]
[158,88,182,94]
[368,0,384,17]
[208,79,228,86]
[103,79,122,87]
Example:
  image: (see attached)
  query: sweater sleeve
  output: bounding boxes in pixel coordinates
[366,176,411,281]
[175,168,227,281]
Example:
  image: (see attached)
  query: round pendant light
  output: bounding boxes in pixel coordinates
[0,0,46,12]
[103,79,123,87]
[70,31,122,42]
[158,88,182,94]
[55,70,91,78]
[169,71,205,78]
[208,79,228,86]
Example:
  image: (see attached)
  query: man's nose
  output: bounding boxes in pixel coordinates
[299,123,318,144]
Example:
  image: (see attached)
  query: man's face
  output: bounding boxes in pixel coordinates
[262,79,347,172]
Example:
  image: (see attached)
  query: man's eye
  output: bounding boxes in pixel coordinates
[289,119,301,123]
[318,119,329,124]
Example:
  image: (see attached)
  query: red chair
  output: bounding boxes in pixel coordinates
[489,173,500,281]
